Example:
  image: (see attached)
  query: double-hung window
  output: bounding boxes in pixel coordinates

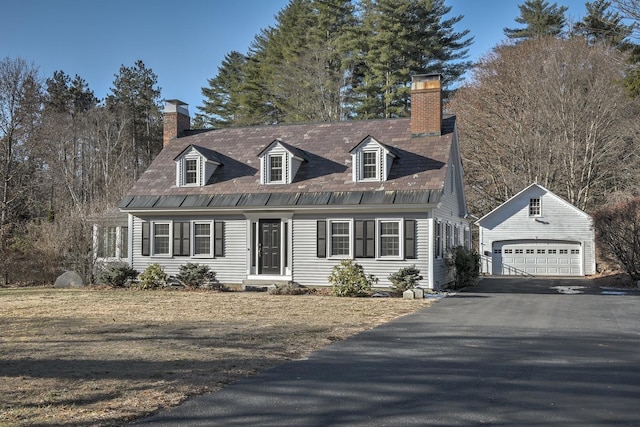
[153,223,170,256]
[379,220,401,258]
[193,222,213,257]
[329,220,351,257]
[435,221,442,258]
[362,151,378,180]
[185,159,198,184]
[529,198,541,216]
[142,220,223,258]
[269,155,284,183]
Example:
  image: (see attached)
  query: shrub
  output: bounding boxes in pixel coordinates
[96,262,138,287]
[593,197,640,281]
[445,246,480,289]
[176,263,216,289]
[328,259,377,297]
[388,265,423,294]
[139,263,167,289]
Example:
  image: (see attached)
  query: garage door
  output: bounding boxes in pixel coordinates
[492,240,582,276]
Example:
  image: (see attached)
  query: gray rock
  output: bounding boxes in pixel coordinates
[54,271,85,288]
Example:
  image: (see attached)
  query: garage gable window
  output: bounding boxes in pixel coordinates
[529,198,541,216]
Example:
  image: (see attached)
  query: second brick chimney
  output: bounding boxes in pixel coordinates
[411,74,442,136]
[163,99,190,147]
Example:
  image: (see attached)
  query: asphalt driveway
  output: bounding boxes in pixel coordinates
[134,277,640,426]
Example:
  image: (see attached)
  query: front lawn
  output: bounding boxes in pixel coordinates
[0,288,430,426]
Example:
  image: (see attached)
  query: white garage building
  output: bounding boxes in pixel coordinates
[476,183,596,276]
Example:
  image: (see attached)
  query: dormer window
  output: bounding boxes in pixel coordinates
[259,140,308,185]
[185,159,198,184]
[174,145,222,187]
[269,155,284,183]
[363,151,378,179]
[350,136,398,182]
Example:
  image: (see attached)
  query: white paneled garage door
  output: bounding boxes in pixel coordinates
[492,240,582,276]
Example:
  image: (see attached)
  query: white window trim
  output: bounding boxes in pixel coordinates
[376,218,403,260]
[96,225,128,260]
[177,155,202,187]
[184,158,200,185]
[264,153,286,184]
[191,220,214,258]
[360,150,380,181]
[529,197,542,217]
[151,221,172,257]
[328,219,353,259]
[435,220,442,259]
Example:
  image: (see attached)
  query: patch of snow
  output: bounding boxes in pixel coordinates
[601,290,627,296]
[551,286,586,295]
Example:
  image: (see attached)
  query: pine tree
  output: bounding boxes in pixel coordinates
[43,71,98,210]
[197,51,247,128]
[504,0,568,40]
[353,0,472,118]
[106,60,162,179]
[573,0,634,48]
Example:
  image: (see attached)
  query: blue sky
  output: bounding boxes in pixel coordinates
[2,0,591,114]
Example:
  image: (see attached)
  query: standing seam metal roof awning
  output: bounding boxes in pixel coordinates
[119,190,442,209]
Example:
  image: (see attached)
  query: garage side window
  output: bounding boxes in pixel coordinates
[529,198,541,216]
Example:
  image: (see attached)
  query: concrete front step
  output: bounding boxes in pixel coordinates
[241,279,294,292]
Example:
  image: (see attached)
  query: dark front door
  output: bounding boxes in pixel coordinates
[259,220,281,274]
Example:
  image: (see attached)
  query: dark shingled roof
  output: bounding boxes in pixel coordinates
[121,115,456,209]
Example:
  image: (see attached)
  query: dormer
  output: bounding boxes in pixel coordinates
[258,139,308,185]
[349,136,398,182]
[174,145,222,187]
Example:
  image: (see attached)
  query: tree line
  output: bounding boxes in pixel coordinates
[195,0,473,127]
[450,0,640,279]
[1,0,639,284]
[0,58,163,284]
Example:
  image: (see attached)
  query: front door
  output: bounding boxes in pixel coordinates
[259,220,281,274]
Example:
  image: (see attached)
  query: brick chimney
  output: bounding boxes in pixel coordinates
[163,99,190,147]
[411,74,442,136]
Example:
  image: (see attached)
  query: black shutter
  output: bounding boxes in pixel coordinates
[142,222,150,256]
[355,220,364,257]
[173,222,190,256]
[365,220,375,258]
[317,220,326,258]
[405,219,416,259]
[214,221,225,257]
[355,220,375,258]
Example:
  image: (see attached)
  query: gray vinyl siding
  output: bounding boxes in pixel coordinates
[130,214,247,283]
[432,165,470,287]
[477,187,596,275]
[291,213,430,288]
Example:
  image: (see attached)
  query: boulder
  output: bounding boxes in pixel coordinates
[54,271,85,288]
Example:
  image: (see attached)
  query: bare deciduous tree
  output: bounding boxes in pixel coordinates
[593,197,640,281]
[449,37,640,216]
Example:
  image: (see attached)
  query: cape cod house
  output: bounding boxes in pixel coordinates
[476,183,596,276]
[111,74,470,289]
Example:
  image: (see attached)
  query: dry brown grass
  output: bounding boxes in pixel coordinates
[0,288,431,426]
